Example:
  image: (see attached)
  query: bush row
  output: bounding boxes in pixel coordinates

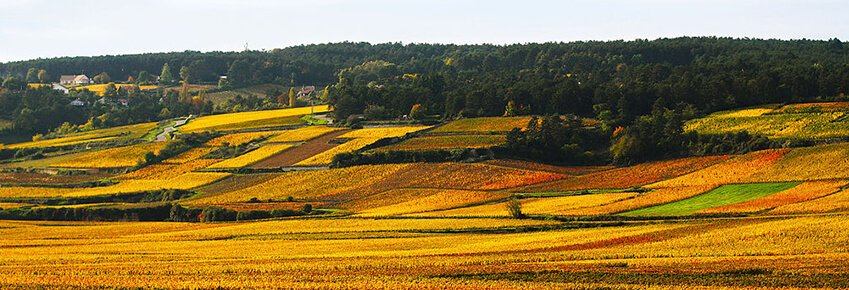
[331,148,496,168]
[0,203,314,223]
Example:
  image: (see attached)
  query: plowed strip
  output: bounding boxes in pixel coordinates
[249,130,351,168]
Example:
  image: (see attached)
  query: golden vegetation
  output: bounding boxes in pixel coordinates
[116,159,221,180]
[293,137,381,166]
[517,155,731,192]
[49,142,170,168]
[74,84,157,96]
[207,144,295,168]
[4,216,849,289]
[2,122,158,149]
[338,126,431,139]
[264,126,345,143]
[178,105,328,133]
[369,135,506,151]
[430,117,533,133]
[685,102,849,139]
[354,189,512,217]
[204,131,288,147]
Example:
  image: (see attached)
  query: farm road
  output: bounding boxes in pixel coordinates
[155,118,188,142]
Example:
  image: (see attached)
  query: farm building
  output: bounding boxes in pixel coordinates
[59,75,93,85]
[298,85,316,97]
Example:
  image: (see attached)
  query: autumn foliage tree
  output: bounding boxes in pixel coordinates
[410,104,426,120]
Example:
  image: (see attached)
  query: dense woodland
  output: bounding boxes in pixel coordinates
[1,37,847,162]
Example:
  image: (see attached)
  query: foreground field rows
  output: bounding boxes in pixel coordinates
[0,215,847,289]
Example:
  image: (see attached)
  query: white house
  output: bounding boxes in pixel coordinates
[59,75,93,85]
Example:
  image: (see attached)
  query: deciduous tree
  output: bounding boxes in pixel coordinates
[37,69,50,83]
[25,68,38,83]
[410,104,426,120]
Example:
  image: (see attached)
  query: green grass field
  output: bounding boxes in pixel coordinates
[621,182,801,216]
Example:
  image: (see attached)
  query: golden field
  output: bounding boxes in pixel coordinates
[1,215,849,289]
[49,142,170,168]
[4,104,849,289]
[178,105,329,133]
[1,122,158,149]
[74,83,158,96]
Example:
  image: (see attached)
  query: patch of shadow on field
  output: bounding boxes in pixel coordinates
[441,270,849,289]
[249,129,352,168]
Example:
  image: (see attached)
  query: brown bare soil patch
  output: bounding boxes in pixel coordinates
[249,129,351,168]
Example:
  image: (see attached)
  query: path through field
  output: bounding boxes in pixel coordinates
[155,117,188,142]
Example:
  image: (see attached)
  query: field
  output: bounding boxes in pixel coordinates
[431,117,533,133]
[2,216,849,289]
[5,105,849,288]
[74,84,158,96]
[249,129,350,168]
[483,159,614,175]
[205,130,288,146]
[206,144,295,168]
[369,135,506,151]
[293,126,431,166]
[685,102,849,139]
[49,142,170,168]
[0,172,113,185]
[1,122,159,149]
[178,105,329,133]
[621,182,802,216]
[263,126,345,143]
[514,155,732,192]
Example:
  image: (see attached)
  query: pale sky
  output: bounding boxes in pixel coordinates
[1,0,847,63]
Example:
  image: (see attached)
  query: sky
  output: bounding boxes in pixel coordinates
[1,0,848,63]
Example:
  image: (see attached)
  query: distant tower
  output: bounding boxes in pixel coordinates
[244,42,249,52]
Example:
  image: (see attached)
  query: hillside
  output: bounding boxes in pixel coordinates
[0,102,849,288]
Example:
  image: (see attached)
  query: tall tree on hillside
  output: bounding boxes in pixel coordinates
[37,69,50,84]
[159,63,173,84]
[25,68,38,83]
[179,66,192,84]
[288,87,297,107]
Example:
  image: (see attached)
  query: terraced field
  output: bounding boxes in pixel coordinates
[685,102,849,139]
[1,122,159,149]
[2,106,849,289]
[369,135,506,152]
[178,105,328,133]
